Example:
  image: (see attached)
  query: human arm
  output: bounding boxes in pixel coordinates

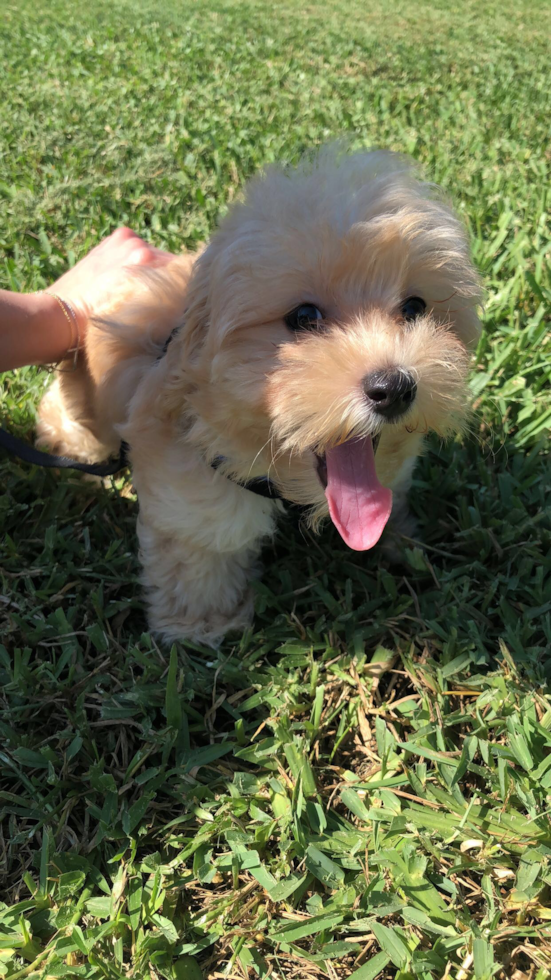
[0,228,175,371]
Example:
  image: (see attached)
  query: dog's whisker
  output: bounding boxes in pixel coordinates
[265,436,285,484]
[260,429,290,486]
[245,436,275,481]
[432,289,458,305]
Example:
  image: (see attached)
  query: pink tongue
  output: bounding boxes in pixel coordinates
[325,436,393,551]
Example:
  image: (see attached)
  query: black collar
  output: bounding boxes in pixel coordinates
[0,427,282,500]
[210,455,282,500]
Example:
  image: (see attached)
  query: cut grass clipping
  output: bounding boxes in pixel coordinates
[0,0,550,977]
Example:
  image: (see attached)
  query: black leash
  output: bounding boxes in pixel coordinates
[0,427,129,477]
[0,426,283,497]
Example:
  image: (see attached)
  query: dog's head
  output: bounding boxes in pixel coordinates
[175,148,481,550]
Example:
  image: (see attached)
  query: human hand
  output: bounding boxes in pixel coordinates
[50,227,175,337]
[0,229,177,371]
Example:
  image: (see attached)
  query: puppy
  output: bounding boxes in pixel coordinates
[37,148,481,644]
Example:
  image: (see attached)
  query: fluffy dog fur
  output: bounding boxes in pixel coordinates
[37,148,481,644]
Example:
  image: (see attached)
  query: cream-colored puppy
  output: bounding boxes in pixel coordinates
[37,148,481,644]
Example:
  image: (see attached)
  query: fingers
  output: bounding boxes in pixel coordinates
[98,228,177,270]
[52,230,178,315]
[123,242,176,268]
[111,226,140,244]
[149,251,175,267]
[90,227,139,258]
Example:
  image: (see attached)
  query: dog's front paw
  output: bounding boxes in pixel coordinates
[148,590,254,647]
[138,521,260,647]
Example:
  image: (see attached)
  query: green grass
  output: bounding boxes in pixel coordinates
[0,0,550,977]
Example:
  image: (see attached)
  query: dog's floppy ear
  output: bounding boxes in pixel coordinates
[175,225,246,359]
[176,190,268,361]
[176,245,215,360]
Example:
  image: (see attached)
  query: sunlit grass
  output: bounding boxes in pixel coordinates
[0,0,550,977]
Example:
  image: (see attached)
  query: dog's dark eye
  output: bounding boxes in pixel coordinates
[400,297,426,322]
[284,304,324,332]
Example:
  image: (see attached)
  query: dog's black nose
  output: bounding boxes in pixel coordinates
[363,370,417,420]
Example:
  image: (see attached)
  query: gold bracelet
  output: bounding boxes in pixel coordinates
[46,292,80,371]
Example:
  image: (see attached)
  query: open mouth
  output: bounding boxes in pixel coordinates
[316,433,380,489]
[315,433,393,552]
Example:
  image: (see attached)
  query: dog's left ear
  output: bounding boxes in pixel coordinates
[170,245,213,361]
[173,221,248,362]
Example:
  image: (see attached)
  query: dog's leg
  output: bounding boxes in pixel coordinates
[130,454,279,644]
[137,518,265,645]
[36,369,115,464]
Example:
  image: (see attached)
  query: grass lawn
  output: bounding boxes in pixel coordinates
[1,0,550,976]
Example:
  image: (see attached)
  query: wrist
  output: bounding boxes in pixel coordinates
[0,290,75,371]
[44,292,81,354]
[35,291,76,363]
